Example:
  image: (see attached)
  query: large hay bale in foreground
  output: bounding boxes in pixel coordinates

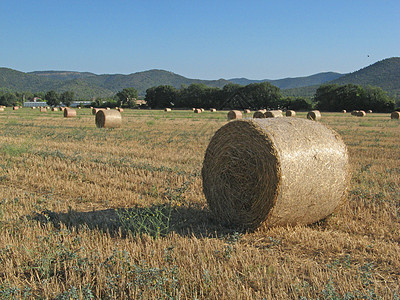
[307,110,321,121]
[391,111,400,119]
[265,110,283,118]
[286,110,296,117]
[356,110,366,117]
[96,110,122,128]
[64,108,76,118]
[202,118,349,229]
[253,110,266,118]
[227,110,242,120]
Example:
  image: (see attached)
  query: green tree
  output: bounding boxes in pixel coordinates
[145,85,177,108]
[60,91,75,107]
[241,82,282,109]
[45,90,60,107]
[0,92,18,106]
[116,87,138,107]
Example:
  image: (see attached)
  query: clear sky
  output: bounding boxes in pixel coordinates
[0,0,399,80]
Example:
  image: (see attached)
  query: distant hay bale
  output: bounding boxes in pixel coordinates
[265,110,283,118]
[210,108,217,112]
[351,110,359,116]
[202,118,350,229]
[200,108,205,112]
[31,107,36,110]
[0,107,4,112]
[367,110,372,113]
[391,111,400,119]
[194,108,202,113]
[40,107,47,112]
[13,106,19,110]
[106,107,111,110]
[244,109,251,114]
[164,108,172,112]
[227,110,242,120]
[253,110,266,118]
[118,108,124,112]
[52,107,59,111]
[356,110,366,117]
[60,107,66,111]
[192,108,196,111]
[96,110,122,128]
[307,110,321,121]
[64,108,76,118]
[92,108,104,115]
[286,110,296,117]
[342,110,346,113]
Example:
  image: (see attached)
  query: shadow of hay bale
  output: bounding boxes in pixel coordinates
[30,204,243,238]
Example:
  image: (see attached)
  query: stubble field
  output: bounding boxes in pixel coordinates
[0,108,399,299]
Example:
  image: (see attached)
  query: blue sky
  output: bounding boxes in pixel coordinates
[0,0,399,79]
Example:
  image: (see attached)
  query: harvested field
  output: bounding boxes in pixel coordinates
[0,108,399,299]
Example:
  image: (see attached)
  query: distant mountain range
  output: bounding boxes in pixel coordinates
[0,57,399,100]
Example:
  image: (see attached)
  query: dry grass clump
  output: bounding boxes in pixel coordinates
[202,118,349,229]
[391,111,400,119]
[265,110,283,118]
[164,108,172,112]
[95,109,122,128]
[227,110,242,120]
[285,110,296,117]
[307,110,321,120]
[253,110,266,118]
[356,110,366,117]
[64,108,77,118]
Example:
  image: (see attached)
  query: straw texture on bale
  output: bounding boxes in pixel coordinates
[64,108,76,118]
[286,110,296,117]
[202,118,350,229]
[40,107,47,112]
[244,109,251,114]
[96,110,122,128]
[164,108,172,112]
[307,110,321,121]
[391,111,400,119]
[210,108,217,112]
[265,110,283,118]
[356,110,366,117]
[253,110,266,118]
[227,110,242,120]
[342,110,346,113]
[194,108,202,113]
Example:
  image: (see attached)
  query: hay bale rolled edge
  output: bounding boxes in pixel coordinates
[64,108,76,118]
[391,111,400,119]
[307,110,321,121]
[356,110,366,117]
[286,110,296,117]
[227,110,242,120]
[202,117,350,229]
[95,109,122,128]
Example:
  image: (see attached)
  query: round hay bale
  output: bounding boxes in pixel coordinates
[31,107,36,110]
[202,118,349,229]
[118,108,124,112]
[201,108,205,112]
[351,110,359,116]
[244,109,251,114]
[341,110,346,113]
[253,110,266,118]
[13,106,19,110]
[307,110,321,121]
[52,107,59,112]
[367,110,372,113]
[106,107,111,110]
[0,107,4,112]
[194,108,202,114]
[40,107,47,112]
[164,108,172,112]
[192,108,196,111]
[64,108,76,118]
[265,110,283,118]
[60,107,66,111]
[391,111,400,119]
[96,109,122,128]
[286,110,296,117]
[356,110,366,117]
[227,110,242,120]
[210,108,217,112]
